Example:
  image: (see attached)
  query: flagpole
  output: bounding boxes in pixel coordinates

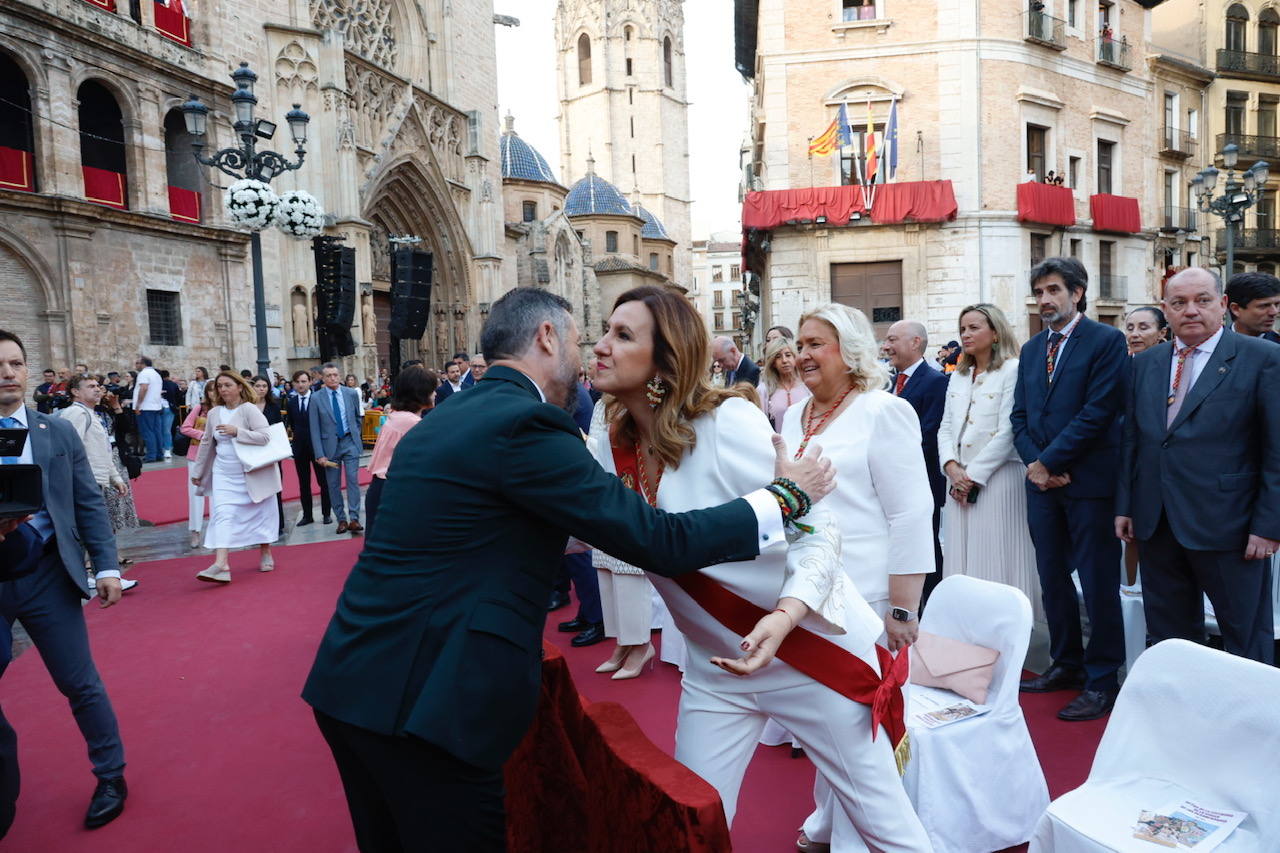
[807,137,814,187]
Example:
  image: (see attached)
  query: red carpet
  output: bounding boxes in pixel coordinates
[130,462,373,526]
[4,538,1104,852]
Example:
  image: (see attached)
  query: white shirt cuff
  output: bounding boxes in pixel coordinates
[743,488,786,553]
[94,569,122,580]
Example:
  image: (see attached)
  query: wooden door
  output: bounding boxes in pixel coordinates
[829,261,903,338]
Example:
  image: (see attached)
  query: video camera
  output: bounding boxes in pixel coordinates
[0,428,43,520]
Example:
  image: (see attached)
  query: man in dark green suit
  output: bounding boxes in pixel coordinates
[303,289,831,852]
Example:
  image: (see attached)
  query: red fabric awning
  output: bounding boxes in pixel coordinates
[81,0,117,10]
[1090,193,1141,234]
[0,146,34,192]
[154,0,191,45]
[1016,182,1076,227]
[82,166,127,209]
[741,180,958,231]
[168,186,201,223]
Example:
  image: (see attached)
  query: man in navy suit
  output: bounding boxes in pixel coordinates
[455,352,476,388]
[713,336,761,387]
[285,370,331,526]
[1011,257,1128,721]
[1117,268,1280,663]
[1225,271,1280,344]
[883,320,948,607]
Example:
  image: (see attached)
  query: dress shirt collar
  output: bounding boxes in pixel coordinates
[1173,325,1224,355]
[900,358,926,378]
[3,404,29,428]
[1049,311,1083,342]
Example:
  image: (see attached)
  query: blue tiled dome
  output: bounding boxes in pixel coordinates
[635,205,671,240]
[500,115,558,184]
[565,163,634,217]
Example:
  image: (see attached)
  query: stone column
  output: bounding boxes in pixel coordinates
[39,50,80,197]
[52,221,96,364]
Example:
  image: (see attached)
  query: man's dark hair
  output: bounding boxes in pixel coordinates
[137,355,153,367]
[391,366,440,412]
[401,359,424,370]
[291,369,310,382]
[159,369,170,379]
[240,369,252,379]
[43,368,54,376]
[481,288,573,362]
[1029,256,1089,313]
[107,371,120,378]
[0,329,26,358]
[452,352,470,362]
[219,364,231,372]
[1225,271,1280,312]
[67,373,95,393]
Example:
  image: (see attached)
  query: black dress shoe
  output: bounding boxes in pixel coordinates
[570,623,606,647]
[85,776,127,829]
[296,517,315,527]
[547,591,571,612]
[323,515,333,524]
[1057,688,1118,722]
[1019,664,1087,693]
[558,616,592,633]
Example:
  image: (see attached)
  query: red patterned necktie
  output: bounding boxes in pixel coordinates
[893,372,908,395]
[1166,344,1197,427]
[1046,331,1064,381]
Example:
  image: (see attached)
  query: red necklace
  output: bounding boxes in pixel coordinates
[795,385,855,459]
[635,441,664,507]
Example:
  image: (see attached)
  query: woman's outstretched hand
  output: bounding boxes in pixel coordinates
[710,599,808,677]
[771,434,836,503]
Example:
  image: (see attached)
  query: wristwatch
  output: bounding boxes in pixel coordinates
[890,607,917,623]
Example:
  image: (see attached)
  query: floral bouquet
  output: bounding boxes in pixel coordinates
[274,190,325,239]
[224,179,279,230]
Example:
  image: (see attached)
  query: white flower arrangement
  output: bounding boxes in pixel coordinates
[223,179,279,231]
[273,190,325,239]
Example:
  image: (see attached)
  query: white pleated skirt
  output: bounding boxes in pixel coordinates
[203,439,278,550]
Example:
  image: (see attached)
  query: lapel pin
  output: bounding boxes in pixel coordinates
[38,423,47,429]
[1218,367,1227,374]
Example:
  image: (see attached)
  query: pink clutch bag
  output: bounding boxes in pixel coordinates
[909,631,1000,705]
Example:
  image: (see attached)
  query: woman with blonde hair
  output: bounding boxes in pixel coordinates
[189,371,282,583]
[590,286,932,850]
[755,334,810,432]
[937,303,1041,616]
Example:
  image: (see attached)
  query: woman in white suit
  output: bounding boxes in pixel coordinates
[190,372,282,583]
[937,303,1041,618]
[590,286,933,852]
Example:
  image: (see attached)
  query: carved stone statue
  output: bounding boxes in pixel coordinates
[362,297,377,344]
[292,302,311,348]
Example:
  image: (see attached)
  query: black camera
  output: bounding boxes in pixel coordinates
[0,429,43,520]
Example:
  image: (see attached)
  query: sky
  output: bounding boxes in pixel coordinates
[493,0,750,240]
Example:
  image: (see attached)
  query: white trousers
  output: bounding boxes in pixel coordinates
[187,467,207,532]
[596,569,651,646]
[676,678,932,853]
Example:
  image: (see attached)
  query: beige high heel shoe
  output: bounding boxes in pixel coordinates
[196,565,231,584]
[611,643,655,680]
[595,644,630,674]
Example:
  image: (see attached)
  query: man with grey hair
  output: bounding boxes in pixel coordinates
[712,335,760,387]
[303,287,836,849]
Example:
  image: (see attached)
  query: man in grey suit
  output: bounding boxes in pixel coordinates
[1116,268,1280,664]
[0,329,129,829]
[310,362,364,534]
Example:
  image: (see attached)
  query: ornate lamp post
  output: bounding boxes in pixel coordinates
[181,62,311,378]
[1191,142,1270,278]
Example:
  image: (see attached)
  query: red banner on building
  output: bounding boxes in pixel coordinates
[0,146,34,192]
[741,180,958,231]
[82,166,127,209]
[1016,182,1076,227]
[80,0,117,10]
[154,0,191,45]
[168,185,201,223]
[1090,193,1141,234]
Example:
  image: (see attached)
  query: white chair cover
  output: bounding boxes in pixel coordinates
[1029,639,1280,852]
[902,575,1048,853]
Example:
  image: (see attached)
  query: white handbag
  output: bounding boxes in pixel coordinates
[233,421,293,472]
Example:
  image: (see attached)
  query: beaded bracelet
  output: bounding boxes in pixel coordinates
[766,483,800,518]
[770,478,813,519]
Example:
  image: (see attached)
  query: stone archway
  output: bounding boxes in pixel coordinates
[0,240,51,381]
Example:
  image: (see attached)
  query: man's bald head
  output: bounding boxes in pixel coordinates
[1165,266,1222,297]
[882,320,928,371]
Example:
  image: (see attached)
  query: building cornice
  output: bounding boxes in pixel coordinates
[1,191,251,243]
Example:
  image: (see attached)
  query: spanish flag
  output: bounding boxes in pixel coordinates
[809,117,840,157]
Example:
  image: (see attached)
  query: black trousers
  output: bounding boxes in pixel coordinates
[920,503,944,611]
[293,452,332,521]
[0,629,18,839]
[1140,514,1274,665]
[314,710,506,853]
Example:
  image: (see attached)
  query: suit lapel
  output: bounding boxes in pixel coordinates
[1168,331,1235,433]
[1146,342,1174,421]
[1028,329,1050,406]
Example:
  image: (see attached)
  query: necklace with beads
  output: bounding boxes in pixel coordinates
[795,384,855,459]
[634,441,664,506]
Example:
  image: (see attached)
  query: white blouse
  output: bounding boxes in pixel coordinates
[936,359,1022,486]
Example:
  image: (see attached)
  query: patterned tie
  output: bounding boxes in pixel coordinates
[0,416,19,464]
[893,372,908,395]
[331,389,347,438]
[1046,331,1065,381]
[1166,344,1197,428]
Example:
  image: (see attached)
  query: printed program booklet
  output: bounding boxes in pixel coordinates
[907,685,991,730]
[1133,800,1247,850]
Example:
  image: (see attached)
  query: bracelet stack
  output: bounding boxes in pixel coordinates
[766,478,814,533]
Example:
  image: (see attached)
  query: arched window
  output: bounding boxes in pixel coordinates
[164,109,202,222]
[78,81,127,209]
[1226,4,1249,53]
[1260,7,1279,55]
[624,25,633,41]
[0,53,35,192]
[663,37,674,88]
[605,230,618,253]
[578,34,592,86]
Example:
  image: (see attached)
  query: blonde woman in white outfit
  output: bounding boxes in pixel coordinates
[937,304,1042,620]
[591,286,933,853]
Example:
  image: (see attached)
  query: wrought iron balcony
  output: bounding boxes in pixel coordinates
[1161,206,1198,232]
[1097,36,1132,70]
[1160,127,1197,159]
[1215,132,1280,163]
[1024,11,1067,50]
[1217,228,1280,254]
[1098,274,1127,300]
[1216,48,1280,81]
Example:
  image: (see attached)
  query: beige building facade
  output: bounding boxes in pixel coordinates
[690,238,747,346]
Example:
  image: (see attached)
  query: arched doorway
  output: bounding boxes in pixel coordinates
[0,241,50,379]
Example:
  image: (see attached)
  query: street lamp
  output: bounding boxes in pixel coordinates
[180,61,312,378]
[1193,142,1270,278]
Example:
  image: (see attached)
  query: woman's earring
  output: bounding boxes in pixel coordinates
[646,375,667,409]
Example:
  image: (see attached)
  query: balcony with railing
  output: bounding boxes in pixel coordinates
[1098,274,1127,300]
[1218,228,1280,254]
[1097,36,1132,71]
[1160,206,1198,232]
[1215,132,1280,163]
[1216,48,1280,81]
[1160,127,1197,159]
[1024,10,1067,50]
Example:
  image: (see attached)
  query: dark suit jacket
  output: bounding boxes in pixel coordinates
[302,366,763,770]
[897,364,948,507]
[434,381,458,405]
[1011,315,1128,499]
[1116,331,1280,550]
[460,370,476,389]
[286,393,318,457]
[727,355,761,388]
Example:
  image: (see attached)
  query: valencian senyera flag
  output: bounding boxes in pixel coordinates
[809,117,840,157]
[864,99,878,184]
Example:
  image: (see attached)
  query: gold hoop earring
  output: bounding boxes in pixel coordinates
[646,375,667,409]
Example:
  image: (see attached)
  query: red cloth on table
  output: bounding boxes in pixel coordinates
[168,186,201,222]
[741,181,957,230]
[1089,193,1141,233]
[0,146,34,192]
[1016,182,1076,227]
[82,165,127,209]
[154,0,191,45]
[504,644,731,853]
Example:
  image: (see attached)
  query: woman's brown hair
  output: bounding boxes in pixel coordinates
[211,371,258,405]
[605,285,755,470]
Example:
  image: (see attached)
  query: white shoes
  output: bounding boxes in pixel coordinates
[196,565,231,584]
[163,450,172,459]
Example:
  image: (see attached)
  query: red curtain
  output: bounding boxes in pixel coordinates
[81,0,117,10]
[0,146,34,192]
[82,165,127,209]
[1090,193,1141,233]
[168,186,201,223]
[1016,182,1076,227]
[154,0,190,45]
[741,180,958,231]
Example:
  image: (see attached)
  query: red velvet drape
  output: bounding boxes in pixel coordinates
[1090,193,1141,233]
[1016,182,1076,227]
[82,165,127,209]
[741,180,958,230]
[0,146,34,192]
[168,185,201,223]
[80,0,117,10]
[154,0,191,45]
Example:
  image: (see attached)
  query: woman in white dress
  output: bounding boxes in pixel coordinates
[937,303,1042,620]
[189,372,282,583]
[756,335,810,432]
[591,286,934,852]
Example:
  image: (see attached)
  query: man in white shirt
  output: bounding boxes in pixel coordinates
[131,356,165,462]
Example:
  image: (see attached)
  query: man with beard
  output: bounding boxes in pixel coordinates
[1011,257,1128,722]
[303,288,835,851]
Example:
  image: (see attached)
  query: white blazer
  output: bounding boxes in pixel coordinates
[190,403,283,503]
[937,359,1022,486]
[588,397,884,694]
